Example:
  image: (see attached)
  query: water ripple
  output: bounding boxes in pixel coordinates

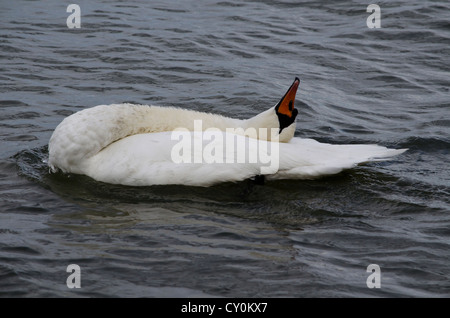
[1,0,449,297]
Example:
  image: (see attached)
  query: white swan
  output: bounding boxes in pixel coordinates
[48,78,407,187]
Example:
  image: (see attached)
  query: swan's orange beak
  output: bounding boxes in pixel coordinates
[275,77,300,118]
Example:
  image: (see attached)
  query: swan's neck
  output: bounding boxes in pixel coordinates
[245,107,296,142]
[49,104,243,172]
[140,105,295,142]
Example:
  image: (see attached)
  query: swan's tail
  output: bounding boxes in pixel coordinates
[272,138,407,180]
[357,147,408,161]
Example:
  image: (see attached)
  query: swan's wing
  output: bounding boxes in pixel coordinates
[83,132,406,186]
[84,131,269,186]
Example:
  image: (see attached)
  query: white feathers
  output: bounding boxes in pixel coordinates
[48,103,407,187]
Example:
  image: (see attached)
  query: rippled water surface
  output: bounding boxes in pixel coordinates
[1,0,449,297]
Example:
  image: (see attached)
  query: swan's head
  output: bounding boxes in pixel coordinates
[246,77,300,143]
[274,77,299,141]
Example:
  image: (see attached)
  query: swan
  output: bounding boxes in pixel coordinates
[48,77,300,173]
[48,78,407,187]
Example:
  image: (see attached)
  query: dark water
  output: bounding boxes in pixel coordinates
[1,0,449,297]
